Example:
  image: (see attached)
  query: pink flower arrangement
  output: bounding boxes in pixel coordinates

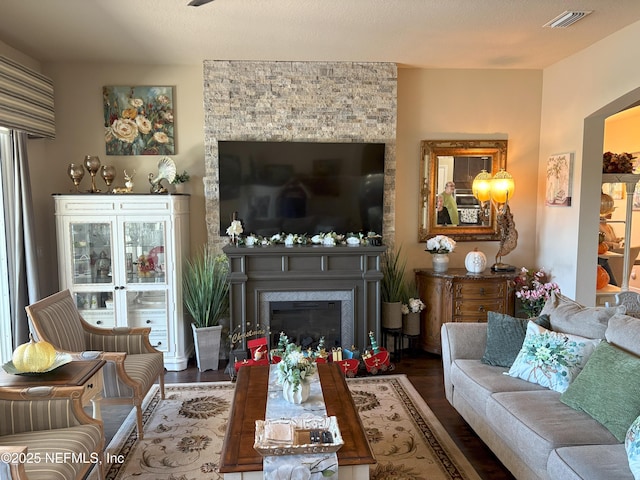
[514,267,560,318]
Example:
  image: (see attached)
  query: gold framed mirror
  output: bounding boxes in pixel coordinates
[419,140,508,242]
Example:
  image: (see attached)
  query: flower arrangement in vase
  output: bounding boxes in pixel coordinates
[226,219,243,245]
[401,297,425,336]
[602,151,637,174]
[425,235,456,254]
[401,298,425,315]
[276,333,317,403]
[425,235,456,272]
[514,267,560,317]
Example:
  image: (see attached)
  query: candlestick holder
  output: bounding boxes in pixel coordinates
[84,155,101,193]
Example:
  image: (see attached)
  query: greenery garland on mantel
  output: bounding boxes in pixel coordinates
[234,231,383,247]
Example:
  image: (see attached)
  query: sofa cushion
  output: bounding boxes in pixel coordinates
[548,445,634,480]
[561,341,640,442]
[541,291,625,338]
[481,312,550,367]
[487,390,619,478]
[451,359,545,415]
[607,313,640,357]
[507,321,600,393]
[626,414,640,480]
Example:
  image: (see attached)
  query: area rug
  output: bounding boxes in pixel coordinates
[96,375,480,480]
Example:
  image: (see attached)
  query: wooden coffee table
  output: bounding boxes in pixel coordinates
[220,363,375,479]
[0,360,105,419]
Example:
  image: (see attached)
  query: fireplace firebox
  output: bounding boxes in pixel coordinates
[269,301,341,349]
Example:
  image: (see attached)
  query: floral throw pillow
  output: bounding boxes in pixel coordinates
[627,415,640,480]
[507,321,601,393]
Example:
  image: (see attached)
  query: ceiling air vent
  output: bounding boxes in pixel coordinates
[543,10,593,28]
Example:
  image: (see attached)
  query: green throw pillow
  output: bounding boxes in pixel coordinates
[481,312,551,367]
[561,341,640,442]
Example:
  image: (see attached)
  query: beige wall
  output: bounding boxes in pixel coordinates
[538,20,640,304]
[32,63,207,295]
[22,62,544,294]
[7,17,640,299]
[396,68,543,276]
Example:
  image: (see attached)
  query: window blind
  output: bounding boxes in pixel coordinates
[0,56,55,139]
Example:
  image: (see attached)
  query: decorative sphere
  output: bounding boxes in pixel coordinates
[600,192,615,215]
[465,248,487,273]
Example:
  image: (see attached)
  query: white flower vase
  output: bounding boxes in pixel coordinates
[431,253,450,272]
[282,379,310,404]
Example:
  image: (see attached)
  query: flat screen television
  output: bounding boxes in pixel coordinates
[219,141,385,237]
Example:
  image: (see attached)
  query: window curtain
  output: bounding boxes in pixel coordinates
[0,130,40,348]
[0,56,55,139]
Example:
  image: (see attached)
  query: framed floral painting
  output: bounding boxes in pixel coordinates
[545,152,573,207]
[103,86,175,155]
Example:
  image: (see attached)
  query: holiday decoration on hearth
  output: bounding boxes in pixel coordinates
[368,331,380,355]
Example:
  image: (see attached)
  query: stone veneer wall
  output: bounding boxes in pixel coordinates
[202,61,397,250]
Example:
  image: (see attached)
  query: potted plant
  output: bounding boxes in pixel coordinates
[171,170,190,193]
[183,246,229,371]
[381,246,407,329]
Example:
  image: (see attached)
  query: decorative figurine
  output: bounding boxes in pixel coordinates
[149,156,177,194]
[112,169,136,194]
[369,331,380,355]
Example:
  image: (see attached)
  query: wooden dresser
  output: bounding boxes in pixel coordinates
[415,268,516,354]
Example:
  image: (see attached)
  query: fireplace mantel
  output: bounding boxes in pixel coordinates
[223,244,386,351]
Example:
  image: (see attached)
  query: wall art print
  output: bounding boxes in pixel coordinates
[103,86,175,156]
[545,152,573,207]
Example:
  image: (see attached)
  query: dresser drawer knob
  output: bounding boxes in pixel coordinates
[478,305,485,312]
[87,383,93,389]
[146,320,152,324]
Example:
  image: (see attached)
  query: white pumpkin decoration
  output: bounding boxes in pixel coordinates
[465,248,487,273]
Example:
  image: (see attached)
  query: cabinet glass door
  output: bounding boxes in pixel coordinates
[70,223,113,285]
[124,221,167,284]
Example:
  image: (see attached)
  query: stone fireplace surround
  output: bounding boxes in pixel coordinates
[203,60,397,250]
[205,61,397,350]
[224,244,385,351]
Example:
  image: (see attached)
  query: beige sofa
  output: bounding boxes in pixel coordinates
[441,293,639,480]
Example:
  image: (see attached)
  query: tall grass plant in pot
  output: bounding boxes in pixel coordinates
[183,247,230,371]
[381,246,408,329]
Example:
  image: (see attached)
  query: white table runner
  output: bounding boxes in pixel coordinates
[262,364,339,479]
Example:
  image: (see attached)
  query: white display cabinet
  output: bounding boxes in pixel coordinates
[53,194,192,370]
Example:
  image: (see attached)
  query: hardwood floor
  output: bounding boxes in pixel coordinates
[157,350,515,480]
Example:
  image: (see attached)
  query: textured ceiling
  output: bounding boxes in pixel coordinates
[1,0,640,69]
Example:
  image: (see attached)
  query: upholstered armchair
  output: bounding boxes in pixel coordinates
[25,290,165,440]
[0,384,104,480]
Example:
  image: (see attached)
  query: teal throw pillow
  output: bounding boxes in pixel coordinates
[561,341,640,442]
[626,415,640,480]
[481,312,550,367]
[507,321,600,393]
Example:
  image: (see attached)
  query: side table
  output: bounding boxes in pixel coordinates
[0,359,106,419]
